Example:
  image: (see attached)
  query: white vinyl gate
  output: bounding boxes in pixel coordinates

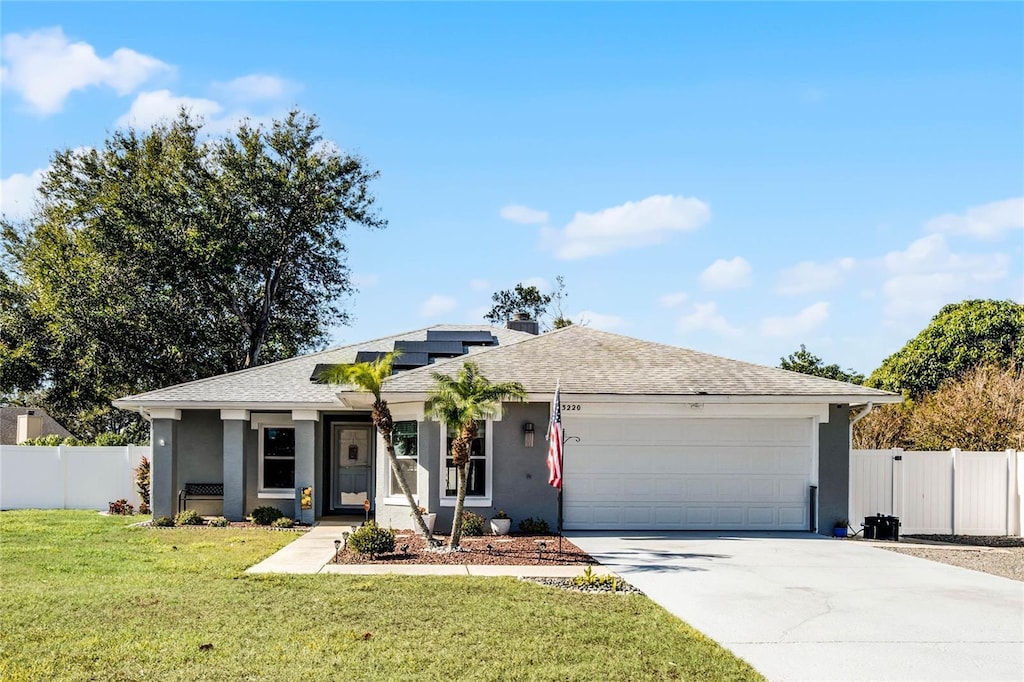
[850,449,1023,536]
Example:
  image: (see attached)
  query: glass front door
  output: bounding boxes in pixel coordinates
[333,424,373,510]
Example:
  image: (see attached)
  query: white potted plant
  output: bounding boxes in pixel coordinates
[490,510,512,535]
[413,506,436,534]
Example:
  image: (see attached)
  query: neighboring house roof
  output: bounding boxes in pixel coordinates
[0,407,75,445]
[113,325,537,409]
[380,325,899,402]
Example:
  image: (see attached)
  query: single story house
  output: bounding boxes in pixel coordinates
[113,323,900,534]
[0,406,75,445]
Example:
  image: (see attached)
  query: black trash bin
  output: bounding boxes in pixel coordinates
[862,514,900,541]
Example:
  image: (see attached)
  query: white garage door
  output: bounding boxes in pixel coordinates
[563,417,813,531]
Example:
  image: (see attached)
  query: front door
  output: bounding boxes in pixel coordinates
[332,424,374,511]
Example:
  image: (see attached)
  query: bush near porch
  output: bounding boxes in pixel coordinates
[0,511,762,681]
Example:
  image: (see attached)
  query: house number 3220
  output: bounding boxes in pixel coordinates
[563,404,582,411]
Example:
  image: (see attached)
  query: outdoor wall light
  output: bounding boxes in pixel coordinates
[523,422,535,448]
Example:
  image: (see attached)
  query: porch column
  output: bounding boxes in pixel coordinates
[150,409,181,519]
[221,410,250,521]
[293,410,319,520]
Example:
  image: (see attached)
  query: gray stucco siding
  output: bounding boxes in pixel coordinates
[817,403,851,535]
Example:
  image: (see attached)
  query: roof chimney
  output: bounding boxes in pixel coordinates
[507,312,539,335]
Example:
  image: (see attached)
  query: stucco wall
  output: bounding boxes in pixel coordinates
[817,403,851,535]
[378,403,557,533]
[175,410,224,516]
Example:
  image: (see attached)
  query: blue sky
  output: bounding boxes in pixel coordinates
[2,2,1022,376]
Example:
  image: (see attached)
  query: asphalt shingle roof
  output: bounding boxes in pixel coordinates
[113,325,535,407]
[380,325,898,399]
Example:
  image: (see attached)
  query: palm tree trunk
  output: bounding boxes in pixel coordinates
[375,400,437,546]
[449,462,468,549]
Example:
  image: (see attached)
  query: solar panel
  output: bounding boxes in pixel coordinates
[426,330,498,345]
[394,340,466,355]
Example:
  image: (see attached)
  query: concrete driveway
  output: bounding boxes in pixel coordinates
[569,532,1024,682]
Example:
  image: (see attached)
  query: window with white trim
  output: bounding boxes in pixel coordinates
[389,421,418,496]
[260,426,295,490]
[443,420,488,498]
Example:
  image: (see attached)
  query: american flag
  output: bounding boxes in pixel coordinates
[546,381,563,489]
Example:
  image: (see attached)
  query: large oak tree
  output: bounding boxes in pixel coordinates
[0,110,385,438]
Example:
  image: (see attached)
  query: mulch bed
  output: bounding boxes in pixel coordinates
[904,534,1024,548]
[331,532,596,566]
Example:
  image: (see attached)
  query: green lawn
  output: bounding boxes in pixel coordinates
[0,510,762,681]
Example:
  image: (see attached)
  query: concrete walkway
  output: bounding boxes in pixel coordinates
[246,522,597,577]
[569,531,1024,682]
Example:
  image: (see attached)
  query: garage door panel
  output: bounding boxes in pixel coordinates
[564,417,813,531]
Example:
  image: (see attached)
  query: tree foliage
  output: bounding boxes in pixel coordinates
[426,362,525,549]
[484,283,551,324]
[779,345,864,384]
[549,275,573,329]
[866,299,1024,398]
[0,110,385,438]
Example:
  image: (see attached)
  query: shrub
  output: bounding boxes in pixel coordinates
[134,456,151,508]
[61,436,83,446]
[347,521,395,558]
[571,566,619,591]
[108,498,134,515]
[139,502,151,515]
[152,516,175,527]
[250,506,284,526]
[518,517,550,534]
[207,516,229,527]
[271,517,295,528]
[95,432,130,446]
[23,434,64,446]
[461,510,485,536]
[175,509,204,526]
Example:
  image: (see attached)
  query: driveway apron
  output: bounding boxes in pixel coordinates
[569,532,1024,682]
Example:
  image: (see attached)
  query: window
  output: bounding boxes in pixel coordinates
[261,426,295,490]
[444,421,487,498]
[389,421,418,496]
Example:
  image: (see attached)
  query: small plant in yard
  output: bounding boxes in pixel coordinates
[271,517,295,529]
[134,456,151,510]
[139,502,151,515]
[250,506,284,526]
[493,509,509,519]
[347,521,396,559]
[461,510,485,536]
[175,509,204,526]
[518,517,550,534]
[572,565,619,591]
[108,499,134,515]
[152,516,175,527]
[207,516,229,527]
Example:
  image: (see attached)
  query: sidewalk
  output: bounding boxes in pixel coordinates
[246,522,602,577]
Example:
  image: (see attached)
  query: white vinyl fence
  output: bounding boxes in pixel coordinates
[0,445,150,510]
[851,449,1023,536]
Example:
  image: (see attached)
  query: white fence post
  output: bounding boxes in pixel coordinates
[59,444,68,510]
[950,448,959,535]
[891,447,903,518]
[1010,449,1021,537]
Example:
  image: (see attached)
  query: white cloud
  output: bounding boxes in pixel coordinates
[759,302,830,337]
[880,234,1010,319]
[467,304,491,323]
[542,194,710,260]
[469,278,490,291]
[924,197,1024,239]
[214,74,291,102]
[115,89,223,129]
[0,167,45,220]
[352,273,378,289]
[776,258,855,295]
[500,204,549,225]
[419,294,457,318]
[658,291,689,308]
[699,256,752,290]
[576,310,625,331]
[677,302,741,337]
[1,27,171,114]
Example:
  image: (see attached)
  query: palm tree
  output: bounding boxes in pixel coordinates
[426,362,526,549]
[320,353,437,545]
